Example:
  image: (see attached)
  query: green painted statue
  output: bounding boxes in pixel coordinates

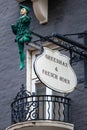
[11,4,32,70]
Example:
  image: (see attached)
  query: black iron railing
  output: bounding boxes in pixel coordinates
[11,86,71,124]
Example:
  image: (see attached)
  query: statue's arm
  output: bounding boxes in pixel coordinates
[22,16,32,23]
[11,24,17,35]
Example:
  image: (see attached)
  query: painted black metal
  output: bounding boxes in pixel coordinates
[30,31,87,60]
[64,32,85,37]
[52,33,87,50]
[11,87,71,124]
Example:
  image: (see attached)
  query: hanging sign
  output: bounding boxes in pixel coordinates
[34,47,77,93]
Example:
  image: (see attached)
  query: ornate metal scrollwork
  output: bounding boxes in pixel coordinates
[11,87,71,124]
[14,84,31,100]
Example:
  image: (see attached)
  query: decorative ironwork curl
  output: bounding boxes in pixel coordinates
[11,88,71,124]
[14,84,31,101]
[30,102,39,120]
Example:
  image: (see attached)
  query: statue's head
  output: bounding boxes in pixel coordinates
[20,4,31,15]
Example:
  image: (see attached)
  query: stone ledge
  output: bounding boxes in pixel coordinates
[6,120,74,130]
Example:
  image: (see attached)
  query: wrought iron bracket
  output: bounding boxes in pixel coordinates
[30,31,87,65]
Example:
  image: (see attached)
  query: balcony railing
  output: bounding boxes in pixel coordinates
[11,86,71,124]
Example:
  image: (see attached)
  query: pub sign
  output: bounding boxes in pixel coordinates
[34,47,77,93]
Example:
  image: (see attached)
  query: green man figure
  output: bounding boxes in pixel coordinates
[11,4,32,70]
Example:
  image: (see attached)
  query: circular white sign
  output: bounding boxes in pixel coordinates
[34,47,77,93]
